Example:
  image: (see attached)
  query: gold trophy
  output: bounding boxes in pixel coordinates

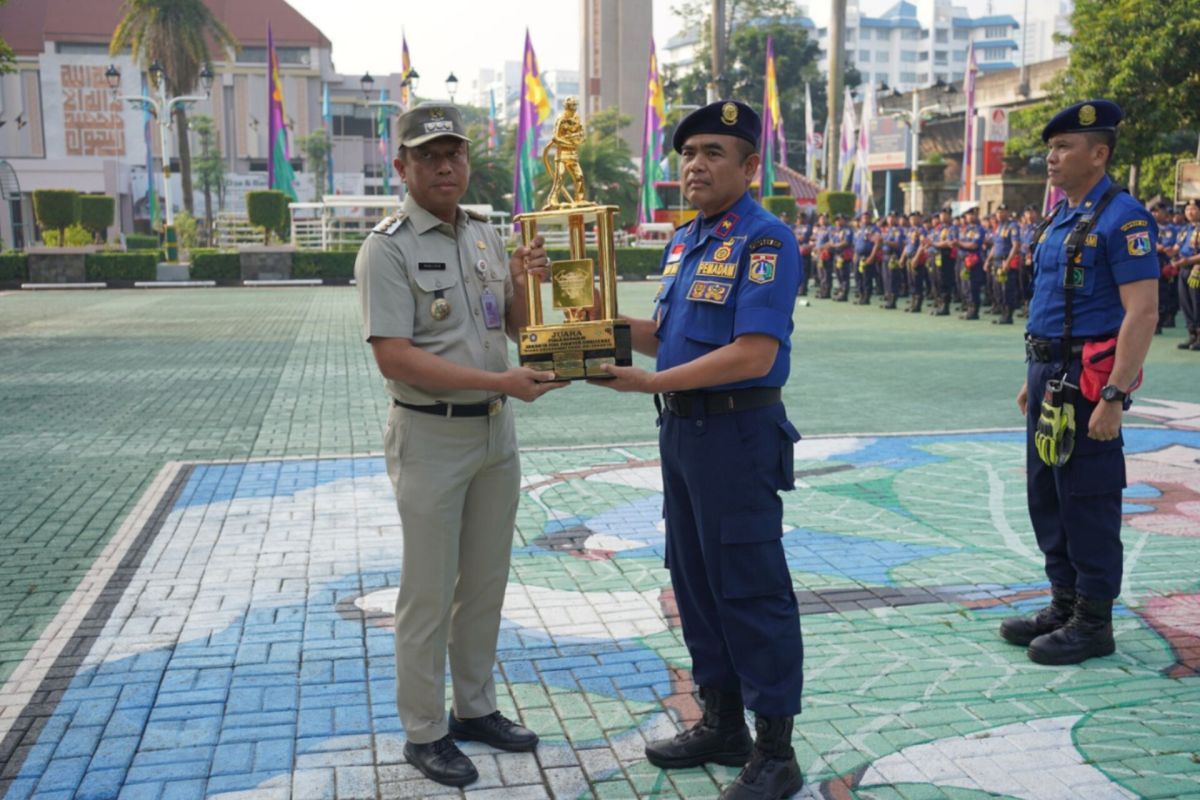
[514,97,633,380]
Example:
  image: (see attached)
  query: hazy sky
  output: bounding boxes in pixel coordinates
[284,0,1028,100]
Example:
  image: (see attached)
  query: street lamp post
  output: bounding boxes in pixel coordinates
[890,88,952,213]
[110,62,213,262]
[445,72,458,103]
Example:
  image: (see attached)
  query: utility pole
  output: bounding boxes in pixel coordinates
[709,0,726,102]
[826,0,847,189]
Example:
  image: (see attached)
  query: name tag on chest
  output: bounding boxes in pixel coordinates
[418,262,446,271]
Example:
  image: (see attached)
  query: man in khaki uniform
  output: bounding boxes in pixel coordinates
[355,103,565,788]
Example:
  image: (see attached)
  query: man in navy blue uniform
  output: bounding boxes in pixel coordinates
[988,204,1020,325]
[591,99,804,800]
[999,100,1159,665]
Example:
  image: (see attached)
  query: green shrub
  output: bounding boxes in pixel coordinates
[190,250,241,281]
[173,209,199,252]
[42,224,93,247]
[245,190,289,245]
[293,250,356,279]
[762,195,797,221]
[0,252,28,282]
[85,252,156,282]
[79,195,115,242]
[126,233,160,251]
[33,189,81,244]
[817,191,856,218]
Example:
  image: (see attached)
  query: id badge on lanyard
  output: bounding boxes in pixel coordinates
[481,288,502,329]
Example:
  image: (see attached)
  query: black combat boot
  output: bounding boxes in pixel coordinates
[992,305,1013,325]
[935,295,951,316]
[883,293,897,309]
[910,293,923,313]
[1018,300,1029,318]
[1027,595,1116,665]
[645,687,753,769]
[962,304,979,320]
[999,584,1075,646]
[1178,329,1198,350]
[720,715,804,800]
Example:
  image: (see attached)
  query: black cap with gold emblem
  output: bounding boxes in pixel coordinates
[397,103,472,148]
[1041,99,1123,142]
[672,99,760,153]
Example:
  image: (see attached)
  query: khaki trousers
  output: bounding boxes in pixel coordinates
[384,402,520,744]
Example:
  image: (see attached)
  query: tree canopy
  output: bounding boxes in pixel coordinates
[664,0,858,171]
[1044,0,1200,197]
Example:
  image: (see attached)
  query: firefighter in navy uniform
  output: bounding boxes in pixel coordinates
[590,100,805,800]
[999,100,1159,665]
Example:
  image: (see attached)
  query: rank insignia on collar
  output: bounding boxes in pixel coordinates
[714,213,739,239]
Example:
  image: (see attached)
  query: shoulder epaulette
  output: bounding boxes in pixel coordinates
[372,213,407,236]
[464,208,489,222]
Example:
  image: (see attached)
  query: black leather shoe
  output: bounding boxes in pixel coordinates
[404,736,478,787]
[1028,595,1116,665]
[1000,585,1075,647]
[720,716,804,799]
[449,710,539,752]
[645,687,752,769]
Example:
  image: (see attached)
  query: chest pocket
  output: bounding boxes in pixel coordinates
[682,277,736,346]
[410,262,463,328]
[1059,233,1101,297]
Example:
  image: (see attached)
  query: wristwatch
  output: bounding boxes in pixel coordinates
[1099,384,1127,403]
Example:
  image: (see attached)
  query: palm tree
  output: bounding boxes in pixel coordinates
[110,0,238,215]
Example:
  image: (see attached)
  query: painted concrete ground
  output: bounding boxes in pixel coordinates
[1,287,1198,799]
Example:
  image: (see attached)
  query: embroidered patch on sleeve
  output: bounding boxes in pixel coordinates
[748,252,778,284]
[1126,231,1151,257]
[749,237,783,251]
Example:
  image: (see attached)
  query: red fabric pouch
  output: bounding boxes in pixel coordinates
[964,253,980,269]
[1080,338,1143,402]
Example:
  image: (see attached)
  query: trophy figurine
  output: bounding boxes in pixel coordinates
[514,97,633,380]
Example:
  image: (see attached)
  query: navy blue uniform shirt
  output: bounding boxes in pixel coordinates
[654,192,800,389]
[1027,175,1159,338]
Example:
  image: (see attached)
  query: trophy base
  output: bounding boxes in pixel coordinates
[519,319,632,381]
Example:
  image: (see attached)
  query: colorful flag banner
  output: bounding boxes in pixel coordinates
[512,29,552,223]
[322,82,334,194]
[637,38,666,225]
[804,82,816,180]
[141,74,158,230]
[759,35,782,199]
[840,86,857,191]
[377,88,391,194]
[267,23,297,200]
[853,85,875,212]
[400,34,413,109]
[960,42,978,202]
[488,88,499,153]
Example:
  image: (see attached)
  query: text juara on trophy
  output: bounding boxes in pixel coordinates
[513,97,633,381]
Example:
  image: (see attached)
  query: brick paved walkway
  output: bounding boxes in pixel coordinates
[1,287,1197,799]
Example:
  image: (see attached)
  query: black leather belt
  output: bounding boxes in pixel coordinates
[1025,333,1116,363]
[394,396,506,417]
[660,387,781,417]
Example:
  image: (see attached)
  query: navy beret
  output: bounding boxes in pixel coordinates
[673,100,760,153]
[1041,99,1123,142]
